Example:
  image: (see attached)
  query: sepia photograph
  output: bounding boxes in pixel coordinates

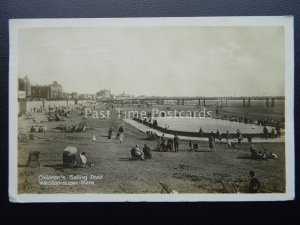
[9,17,294,202]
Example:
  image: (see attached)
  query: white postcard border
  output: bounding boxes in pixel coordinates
[9,16,295,202]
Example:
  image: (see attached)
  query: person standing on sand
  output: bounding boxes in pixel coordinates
[119,133,124,143]
[199,128,203,137]
[173,134,180,152]
[225,130,230,141]
[92,132,96,144]
[118,124,124,143]
[276,122,281,138]
[108,127,113,141]
[189,141,192,151]
[161,133,165,142]
[209,137,215,152]
[118,124,124,134]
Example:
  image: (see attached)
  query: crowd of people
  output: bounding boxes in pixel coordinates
[103,124,125,143]
[85,103,281,193]
[220,114,283,129]
[153,133,179,152]
[263,125,281,139]
[130,144,152,160]
[22,101,282,193]
[249,145,278,160]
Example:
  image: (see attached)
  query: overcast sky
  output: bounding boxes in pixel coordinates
[18,26,285,96]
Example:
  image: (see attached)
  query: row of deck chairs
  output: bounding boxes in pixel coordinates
[30,125,47,133]
[48,113,67,122]
[56,121,87,132]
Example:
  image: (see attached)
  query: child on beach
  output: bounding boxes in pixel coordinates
[119,133,124,143]
[92,133,96,144]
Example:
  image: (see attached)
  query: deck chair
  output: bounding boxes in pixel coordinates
[26,151,40,168]
[159,181,178,194]
[221,182,238,193]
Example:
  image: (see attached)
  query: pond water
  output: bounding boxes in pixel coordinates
[151,117,273,134]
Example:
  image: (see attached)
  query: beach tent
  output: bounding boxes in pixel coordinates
[62,146,83,167]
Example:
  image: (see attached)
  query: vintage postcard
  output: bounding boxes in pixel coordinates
[9,17,294,202]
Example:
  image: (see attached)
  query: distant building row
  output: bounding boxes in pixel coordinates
[18,76,63,100]
[18,76,95,100]
[95,90,134,100]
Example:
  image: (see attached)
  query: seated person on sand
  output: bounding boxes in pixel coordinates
[79,152,91,167]
[167,139,173,151]
[154,132,160,140]
[30,126,36,133]
[143,144,152,159]
[258,150,268,160]
[63,147,92,168]
[38,125,47,133]
[249,171,261,193]
[249,145,268,160]
[156,139,165,152]
[249,145,258,158]
[131,144,145,160]
[263,148,270,159]
[262,148,278,159]
[160,140,167,151]
[193,143,199,151]
[189,142,199,151]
